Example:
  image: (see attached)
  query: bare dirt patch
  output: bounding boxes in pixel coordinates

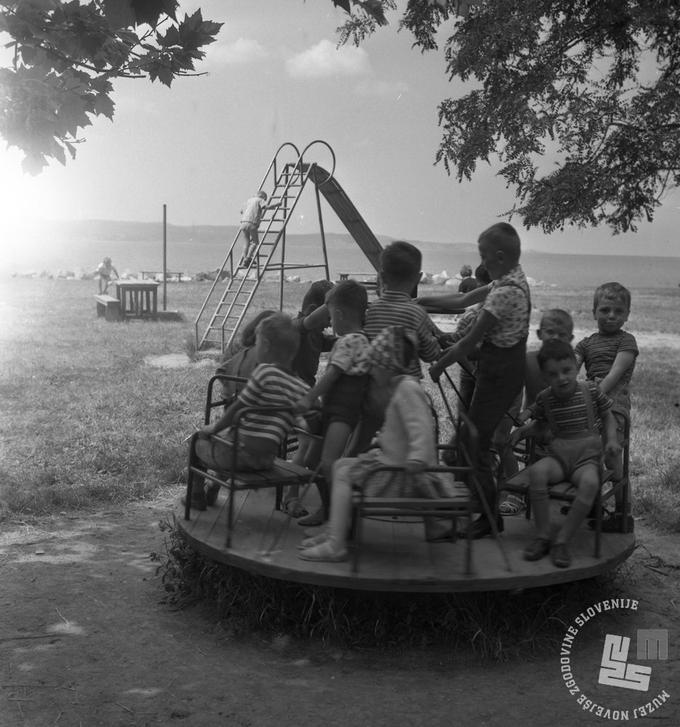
[1,496,679,726]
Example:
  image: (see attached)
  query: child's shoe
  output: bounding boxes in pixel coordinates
[551,542,571,568]
[298,540,347,562]
[205,484,220,507]
[523,537,551,561]
[297,507,326,527]
[181,489,207,511]
[296,532,329,550]
[499,493,526,516]
[600,511,635,533]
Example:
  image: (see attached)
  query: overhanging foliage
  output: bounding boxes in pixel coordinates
[336,0,680,234]
[0,0,221,173]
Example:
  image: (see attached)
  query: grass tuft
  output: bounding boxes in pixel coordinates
[155,517,622,660]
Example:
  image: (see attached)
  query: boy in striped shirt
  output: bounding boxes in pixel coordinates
[509,340,620,568]
[575,282,637,530]
[187,313,309,510]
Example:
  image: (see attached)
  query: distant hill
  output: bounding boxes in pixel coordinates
[45,218,480,268]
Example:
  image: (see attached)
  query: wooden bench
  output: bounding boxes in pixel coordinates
[94,294,122,322]
[141,271,184,282]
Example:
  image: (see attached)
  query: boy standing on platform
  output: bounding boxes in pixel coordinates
[575,282,638,530]
[294,280,372,525]
[430,222,531,539]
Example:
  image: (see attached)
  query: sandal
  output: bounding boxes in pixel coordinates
[298,540,348,562]
[297,507,326,527]
[281,497,308,519]
[499,494,526,516]
[296,533,328,549]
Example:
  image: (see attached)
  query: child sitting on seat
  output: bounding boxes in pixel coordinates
[293,280,372,526]
[509,340,620,568]
[498,308,575,514]
[186,313,309,510]
[298,326,452,562]
[214,309,277,406]
[282,280,336,517]
[575,282,638,531]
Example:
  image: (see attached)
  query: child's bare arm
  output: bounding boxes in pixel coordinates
[294,364,342,413]
[601,409,621,458]
[202,398,244,435]
[429,310,496,381]
[598,351,636,395]
[417,284,491,313]
[301,304,330,331]
[509,420,542,447]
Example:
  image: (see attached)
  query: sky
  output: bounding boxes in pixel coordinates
[1,0,679,258]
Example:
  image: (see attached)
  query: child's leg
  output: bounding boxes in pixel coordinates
[555,463,600,546]
[298,457,355,561]
[466,347,525,527]
[605,411,627,511]
[284,435,322,516]
[526,457,564,540]
[297,422,352,525]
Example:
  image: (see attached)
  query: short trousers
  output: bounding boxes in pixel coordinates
[547,435,602,480]
[196,431,275,473]
[322,374,368,430]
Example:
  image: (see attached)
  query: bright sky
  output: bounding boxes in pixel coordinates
[1,0,679,257]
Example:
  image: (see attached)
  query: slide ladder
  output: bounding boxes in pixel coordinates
[194,141,382,353]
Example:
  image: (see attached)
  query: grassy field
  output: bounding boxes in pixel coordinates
[0,276,678,531]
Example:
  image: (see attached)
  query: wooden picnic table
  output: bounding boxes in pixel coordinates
[114,281,159,319]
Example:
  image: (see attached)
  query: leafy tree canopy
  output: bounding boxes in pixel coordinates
[0,0,221,173]
[335,0,680,234]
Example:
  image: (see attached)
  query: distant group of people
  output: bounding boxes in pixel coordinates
[186,220,637,570]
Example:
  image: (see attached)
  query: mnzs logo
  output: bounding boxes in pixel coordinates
[598,634,652,692]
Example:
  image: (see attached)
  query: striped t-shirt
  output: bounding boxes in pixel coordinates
[235,363,309,447]
[364,291,441,378]
[574,330,638,414]
[530,381,612,437]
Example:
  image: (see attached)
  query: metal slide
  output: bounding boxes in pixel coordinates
[194,141,383,353]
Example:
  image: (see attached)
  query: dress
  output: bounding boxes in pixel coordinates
[347,376,445,497]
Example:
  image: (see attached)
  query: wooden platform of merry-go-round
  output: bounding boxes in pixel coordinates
[175,487,635,593]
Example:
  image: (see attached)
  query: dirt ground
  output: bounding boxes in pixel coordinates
[1,494,678,727]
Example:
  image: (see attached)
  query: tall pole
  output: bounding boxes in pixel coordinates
[162,203,167,311]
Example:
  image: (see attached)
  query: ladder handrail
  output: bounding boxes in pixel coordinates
[200,160,317,350]
[195,141,341,352]
[193,143,303,348]
[299,140,336,184]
